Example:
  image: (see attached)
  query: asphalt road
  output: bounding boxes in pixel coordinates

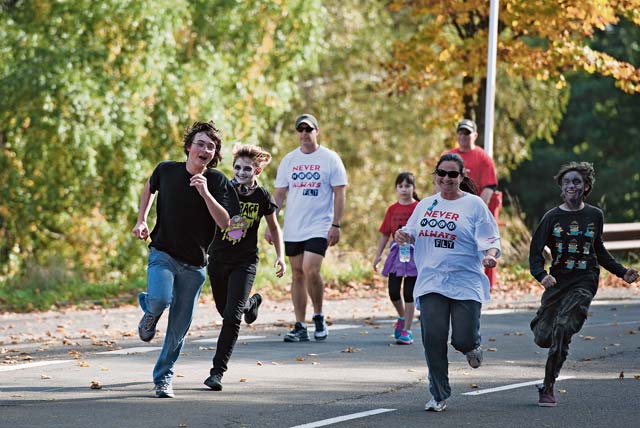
[1,300,639,428]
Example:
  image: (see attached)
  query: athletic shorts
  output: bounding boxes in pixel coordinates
[285,238,328,257]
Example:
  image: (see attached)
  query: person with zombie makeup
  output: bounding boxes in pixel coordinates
[529,161,639,407]
[203,143,286,391]
[268,114,348,343]
[132,121,241,398]
[395,153,501,412]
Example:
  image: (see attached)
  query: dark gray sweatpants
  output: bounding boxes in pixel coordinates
[419,292,482,402]
[530,272,596,391]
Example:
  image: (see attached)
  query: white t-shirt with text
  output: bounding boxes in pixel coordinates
[275,146,348,242]
[404,192,501,305]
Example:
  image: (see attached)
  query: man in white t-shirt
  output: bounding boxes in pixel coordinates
[267,113,348,342]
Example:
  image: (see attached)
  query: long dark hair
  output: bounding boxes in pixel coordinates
[395,172,419,200]
[435,153,478,196]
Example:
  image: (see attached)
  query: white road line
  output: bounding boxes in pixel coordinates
[289,408,396,428]
[587,320,640,328]
[0,360,74,372]
[97,346,162,355]
[462,375,574,395]
[309,324,361,332]
[192,335,266,344]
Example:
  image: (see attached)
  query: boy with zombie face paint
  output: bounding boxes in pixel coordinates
[529,162,639,407]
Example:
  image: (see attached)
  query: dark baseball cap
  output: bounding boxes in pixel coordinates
[457,119,477,133]
[295,114,319,130]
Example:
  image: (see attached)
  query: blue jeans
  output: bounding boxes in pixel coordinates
[140,248,205,385]
[418,293,482,402]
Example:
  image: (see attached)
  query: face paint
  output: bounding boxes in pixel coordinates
[233,157,257,185]
[561,170,585,205]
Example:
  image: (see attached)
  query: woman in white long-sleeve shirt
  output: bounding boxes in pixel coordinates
[395,153,501,412]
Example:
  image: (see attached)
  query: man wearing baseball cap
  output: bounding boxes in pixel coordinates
[445,118,501,286]
[267,113,348,342]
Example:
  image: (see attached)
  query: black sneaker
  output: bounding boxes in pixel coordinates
[204,373,223,391]
[312,314,328,341]
[283,322,310,342]
[138,312,161,342]
[244,293,263,325]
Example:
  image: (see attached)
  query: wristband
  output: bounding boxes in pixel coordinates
[331,224,340,228]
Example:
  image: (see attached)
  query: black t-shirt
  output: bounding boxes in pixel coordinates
[209,185,277,264]
[529,204,626,282]
[148,161,240,267]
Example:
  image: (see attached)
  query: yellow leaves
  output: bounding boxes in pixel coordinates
[78,361,90,367]
[342,347,361,353]
[438,50,451,62]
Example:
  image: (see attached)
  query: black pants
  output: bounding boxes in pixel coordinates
[531,272,596,391]
[207,260,257,375]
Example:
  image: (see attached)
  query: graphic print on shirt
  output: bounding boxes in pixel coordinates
[418,204,459,249]
[291,164,322,197]
[221,201,260,244]
[550,220,596,271]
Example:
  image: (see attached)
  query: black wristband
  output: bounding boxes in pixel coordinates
[331,223,340,228]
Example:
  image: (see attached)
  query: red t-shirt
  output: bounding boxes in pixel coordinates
[446,147,497,191]
[379,201,420,235]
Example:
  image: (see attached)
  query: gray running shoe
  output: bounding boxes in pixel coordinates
[138,312,161,342]
[155,382,174,398]
[424,397,447,412]
[283,322,310,342]
[465,346,483,369]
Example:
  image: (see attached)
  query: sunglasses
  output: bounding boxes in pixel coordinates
[296,126,315,133]
[435,169,461,178]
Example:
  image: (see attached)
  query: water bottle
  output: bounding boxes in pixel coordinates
[399,243,411,263]
[399,228,411,263]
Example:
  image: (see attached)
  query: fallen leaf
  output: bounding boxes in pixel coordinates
[100,367,109,372]
[558,389,567,394]
[358,330,368,335]
[469,383,479,389]
[176,373,185,378]
[342,347,361,353]
[78,361,89,367]
[239,378,248,383]
[487,347,498,352]
[488,337,496,342]
[295,356,306,362]
[90,380,102,389]
[41,374,51,379]
[583,336,596,341]
[515,332,524,336]
[256,361,263,366]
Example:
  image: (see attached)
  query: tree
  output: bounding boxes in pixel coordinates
[0,0,325,281]
[505,18,640,226]
[383,0,640,172]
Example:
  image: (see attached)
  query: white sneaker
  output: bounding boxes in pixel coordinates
[424,397,447,412]
[465,346,483,369]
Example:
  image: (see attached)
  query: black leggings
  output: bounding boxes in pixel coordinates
[207,260,257,375]
[388,273,416,303]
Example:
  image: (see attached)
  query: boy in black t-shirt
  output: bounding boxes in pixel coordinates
[132,121,240,398]
[203,143,286,391]
[529,162,638,407]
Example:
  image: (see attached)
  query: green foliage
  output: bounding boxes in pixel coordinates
[505,19,640,226]
[0,0,326,284]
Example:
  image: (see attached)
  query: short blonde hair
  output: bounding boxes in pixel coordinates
[232,143,272,170]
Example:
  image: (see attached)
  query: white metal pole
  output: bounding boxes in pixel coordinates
[484,0,499,159]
